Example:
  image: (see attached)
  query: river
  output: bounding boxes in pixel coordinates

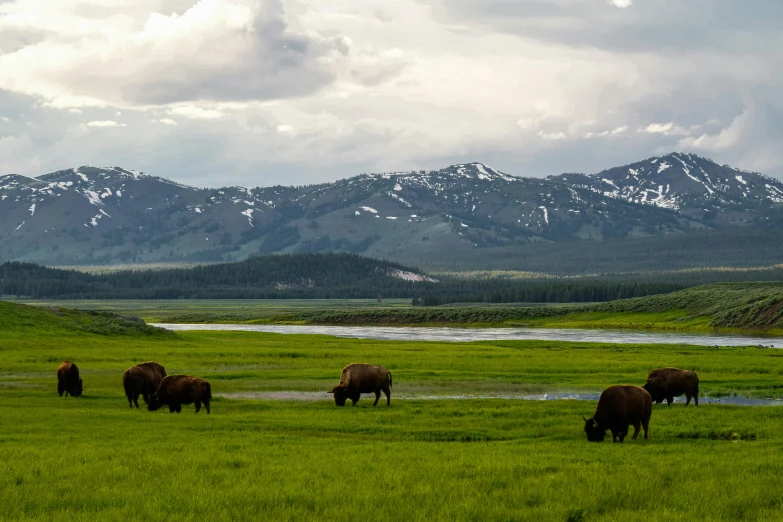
[152,324,779,347]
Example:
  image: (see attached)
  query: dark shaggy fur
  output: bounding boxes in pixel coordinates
[329,363,392,406]
[123,361,167,408]
[57,361,83,397]
[643,368,699,406]
[148,375,212,414]
[584,385,652,443]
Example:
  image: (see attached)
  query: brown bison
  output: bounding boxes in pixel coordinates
[583,385,652,443]
[148,375,212,414]
[329,363,392,406]
[642,368,699,406]
[57,361,83,397]
[123,361,167,408]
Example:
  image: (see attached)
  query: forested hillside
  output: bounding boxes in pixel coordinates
[4,253,783,303]
[0,254,435,299]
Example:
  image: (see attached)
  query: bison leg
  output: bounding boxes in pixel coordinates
[631,421,641,440]
[168,403,177,413]
[694,393,699,406]
[382,385,391,406]
[642,419,649,440]
[204,400,210,414]
[666,396,673,406]
[58,381,65,397]
[685,393,692,406]
[194,399,201,413]
[373,390,381,406]
[133,394,140,409]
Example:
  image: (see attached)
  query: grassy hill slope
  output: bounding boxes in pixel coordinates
[0,301,166,336]
[594,283,783,331]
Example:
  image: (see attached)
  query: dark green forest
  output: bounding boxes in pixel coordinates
[3,253,783,304]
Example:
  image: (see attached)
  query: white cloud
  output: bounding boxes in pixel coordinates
[538,130,567,141]
[86,120,126,128]
[0,0,352,108]
[585,126,629,139]
[276,124,297,135]
[0,0,781,183]
[168,106,224,119]
[606,0,633,8]
[640,122,692,136]
[677,110,749,152]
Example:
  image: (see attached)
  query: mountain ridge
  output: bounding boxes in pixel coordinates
[1,153,781,268]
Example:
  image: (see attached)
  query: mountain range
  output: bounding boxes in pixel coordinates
[1,152,782,270]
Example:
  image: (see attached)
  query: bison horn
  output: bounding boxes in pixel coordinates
[582,416,588,422]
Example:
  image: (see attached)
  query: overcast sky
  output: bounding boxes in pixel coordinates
[1,0,781,187]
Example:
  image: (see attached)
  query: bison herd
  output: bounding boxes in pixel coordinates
[57,361,391,413]
[58,359,700,443]
[584,367,700,443]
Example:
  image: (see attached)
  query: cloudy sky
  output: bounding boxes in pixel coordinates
[1,0,781,187]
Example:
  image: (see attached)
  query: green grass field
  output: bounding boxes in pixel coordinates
[3,301,783,520]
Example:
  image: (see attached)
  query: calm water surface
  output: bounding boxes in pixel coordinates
[153,324,779,347]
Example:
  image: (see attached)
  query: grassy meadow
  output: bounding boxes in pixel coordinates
[3,301,783,520]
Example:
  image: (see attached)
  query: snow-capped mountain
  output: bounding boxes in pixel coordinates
[551,152,783,224]
[1,154,781,266]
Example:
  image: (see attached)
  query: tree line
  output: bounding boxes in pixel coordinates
[2,252,782,304]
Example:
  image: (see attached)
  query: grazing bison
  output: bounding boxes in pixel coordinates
[57,361,83,397]
[329,363,392,406]
[643,368,699,406]
[583,385,651,443]
[123,361,167,408]
[148,375,211,414]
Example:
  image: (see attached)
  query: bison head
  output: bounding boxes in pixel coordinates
[583,416,606,442]
[70,378,83,397]
[642,382,665,404]
[329,384,349,406]
[147,392,164,411]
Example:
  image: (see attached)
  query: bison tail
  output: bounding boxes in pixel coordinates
[388,371,392,388]
[122,371,133,399]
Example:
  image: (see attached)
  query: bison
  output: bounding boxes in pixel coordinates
[583,385,652,443]
[148,375,212,414]
[123,361,167,409]
[57,361,83,397]
[329,363,392,406]
[642,368,699,406]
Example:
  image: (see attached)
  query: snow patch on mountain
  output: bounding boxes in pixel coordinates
[81,190,103,206]
[240,208,254,226]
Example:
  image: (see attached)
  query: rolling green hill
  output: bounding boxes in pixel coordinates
[0,300,165,336]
